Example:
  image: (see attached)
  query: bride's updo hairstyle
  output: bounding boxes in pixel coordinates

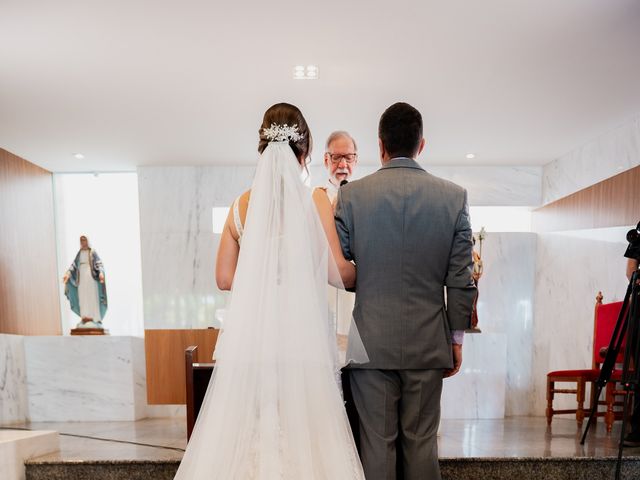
[258,103,313,164]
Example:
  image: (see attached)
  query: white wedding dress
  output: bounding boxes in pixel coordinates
[174,141,367,479]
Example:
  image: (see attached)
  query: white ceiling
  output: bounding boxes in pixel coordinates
[1,0,639,172]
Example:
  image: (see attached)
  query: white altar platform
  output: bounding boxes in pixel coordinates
[2,332,506,423]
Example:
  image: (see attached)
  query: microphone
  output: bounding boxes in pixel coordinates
[340,179,349,187]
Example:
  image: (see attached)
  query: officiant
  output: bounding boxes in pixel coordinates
[323,130,358,202]
[321,131,359,341]
[320,130,362,441]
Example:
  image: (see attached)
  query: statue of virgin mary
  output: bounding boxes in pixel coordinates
[63,235,108,328]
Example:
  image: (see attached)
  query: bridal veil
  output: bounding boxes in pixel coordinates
[174,137,367,479]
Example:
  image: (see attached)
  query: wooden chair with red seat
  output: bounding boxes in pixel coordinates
[546,293,625,428]
[602,368,628,433]
[595,299,629,432]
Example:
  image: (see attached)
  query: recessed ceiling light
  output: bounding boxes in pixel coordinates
[293,65,319,80]
[466,153,475,159]
[74,153,85,159]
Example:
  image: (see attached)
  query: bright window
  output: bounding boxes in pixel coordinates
[53,173,144,336]
[469,206,532,233]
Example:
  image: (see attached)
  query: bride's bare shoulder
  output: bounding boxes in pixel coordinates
[312,187,331,213]
[236,190,251,220]
[312,186,329,199]
[238,189,251,204]
[226,190,251,239]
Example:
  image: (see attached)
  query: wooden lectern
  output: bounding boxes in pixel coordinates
[144,328,219,405]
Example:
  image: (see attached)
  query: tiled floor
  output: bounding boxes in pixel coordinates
[10,417,640,480]
[4,416,638,464]
[7,418,185,462]
[439,417,628,459]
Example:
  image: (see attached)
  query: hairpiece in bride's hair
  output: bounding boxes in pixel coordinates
[262,123,304,143]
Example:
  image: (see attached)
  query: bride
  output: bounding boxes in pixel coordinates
[173,103,367,479]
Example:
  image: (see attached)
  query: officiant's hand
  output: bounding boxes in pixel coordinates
[99,273,105,283]
[62,273,70,284]
[444,344,462,378]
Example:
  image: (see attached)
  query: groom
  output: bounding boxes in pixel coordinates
[335,102,476,480]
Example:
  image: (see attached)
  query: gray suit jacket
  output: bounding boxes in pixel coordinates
[335,157,476,370]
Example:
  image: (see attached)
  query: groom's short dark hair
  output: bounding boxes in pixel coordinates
[378,102,423,158]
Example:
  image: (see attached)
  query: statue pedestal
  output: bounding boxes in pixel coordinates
[70,328,109,335]
[24,336,147,421]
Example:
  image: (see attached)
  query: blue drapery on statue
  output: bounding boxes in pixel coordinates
[64,248,108,320]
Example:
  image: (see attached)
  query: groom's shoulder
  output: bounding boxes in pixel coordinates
[342,169,467,200]
[339,171,379,198]
[424,171,467,197]
[341,170,375,190]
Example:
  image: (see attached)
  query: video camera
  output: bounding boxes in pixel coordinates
[625,222,640,261]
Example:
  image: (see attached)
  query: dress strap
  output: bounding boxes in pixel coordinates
[232,197,244,240]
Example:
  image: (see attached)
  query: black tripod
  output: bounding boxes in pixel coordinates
[580,269,640,480]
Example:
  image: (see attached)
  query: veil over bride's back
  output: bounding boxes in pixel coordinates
[174,131,366,479]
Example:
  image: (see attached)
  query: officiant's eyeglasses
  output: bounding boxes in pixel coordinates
[326,153,357,164]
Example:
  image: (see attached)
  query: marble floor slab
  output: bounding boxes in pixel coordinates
[0,429,59,480]
[17,416,640,464]
[17,419,185,462]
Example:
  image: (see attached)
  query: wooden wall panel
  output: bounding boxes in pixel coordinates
[0,148,61,335]
[533,165,640,232]
[145,328,219,404]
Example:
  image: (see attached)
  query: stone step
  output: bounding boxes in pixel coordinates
[440,457,640,479]
[25,461,178,480]
[24,456,640,480]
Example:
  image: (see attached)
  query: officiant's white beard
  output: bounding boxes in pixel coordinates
[330,168,350,186]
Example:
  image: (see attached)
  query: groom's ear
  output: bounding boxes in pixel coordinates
[417,137,426,157]
[378,138,386,162]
